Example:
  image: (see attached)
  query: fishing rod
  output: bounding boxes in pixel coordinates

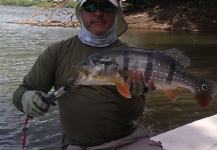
[22,85,74,150]
[41,85,72,106]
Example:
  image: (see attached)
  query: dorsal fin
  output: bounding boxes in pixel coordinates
[165,48,191,68]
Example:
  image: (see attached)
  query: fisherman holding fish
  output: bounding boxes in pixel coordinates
[13,0,164,149]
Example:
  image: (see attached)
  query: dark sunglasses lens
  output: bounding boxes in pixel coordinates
[83,1,116,13]
[83,1,97,12]
[100,1,115,12]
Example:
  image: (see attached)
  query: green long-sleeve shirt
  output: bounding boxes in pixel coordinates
[13,36,145,149]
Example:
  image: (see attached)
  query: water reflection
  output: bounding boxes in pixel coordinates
[1,5,217,149]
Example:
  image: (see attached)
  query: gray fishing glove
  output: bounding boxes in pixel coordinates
[130,82,145,96]
[127,70,155,96]
[127,70,144,96]
[21,91,48,117]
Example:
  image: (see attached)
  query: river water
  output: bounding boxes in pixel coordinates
[1,5,217,150]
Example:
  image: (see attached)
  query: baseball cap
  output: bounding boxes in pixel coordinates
[75,0,128,36]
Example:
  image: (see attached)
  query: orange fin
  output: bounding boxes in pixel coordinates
[116,82,131,98]
[164,89,179,101]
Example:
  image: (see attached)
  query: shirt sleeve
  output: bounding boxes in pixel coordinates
[12,41,60,112]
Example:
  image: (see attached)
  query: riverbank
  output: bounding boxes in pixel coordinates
[124,1,217,32]
[3,1,217,33]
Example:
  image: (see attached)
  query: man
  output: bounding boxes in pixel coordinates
[13,0,163,149]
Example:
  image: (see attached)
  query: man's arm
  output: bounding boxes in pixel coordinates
[12,44,58,115]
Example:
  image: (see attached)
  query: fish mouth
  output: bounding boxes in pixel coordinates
[67,66,89,86]
[195,93,212,108]
[71,66,120,86]
[72,66,108,85]
[72,66,90,83]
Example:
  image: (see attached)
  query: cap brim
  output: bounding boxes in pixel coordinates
[80,0,118,7]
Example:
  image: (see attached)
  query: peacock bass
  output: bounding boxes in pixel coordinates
[71,47,217,108]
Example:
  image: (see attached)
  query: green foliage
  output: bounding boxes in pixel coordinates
[0,0,78,8]
[0,0,40,6]
[0,0,19,5]
[65,0,78,8]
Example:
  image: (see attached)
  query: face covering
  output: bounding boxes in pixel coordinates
[78,16,118,47]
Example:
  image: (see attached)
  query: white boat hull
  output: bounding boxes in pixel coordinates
[151,114,217,150]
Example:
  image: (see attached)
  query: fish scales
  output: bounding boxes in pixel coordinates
[114,49,178,85]
[120,49,204,94]
[73,47,217,108]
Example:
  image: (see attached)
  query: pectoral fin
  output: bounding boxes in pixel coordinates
[164,89,179,101]
[116,82,131,98]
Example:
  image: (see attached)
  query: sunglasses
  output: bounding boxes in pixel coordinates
[83,0,116,13]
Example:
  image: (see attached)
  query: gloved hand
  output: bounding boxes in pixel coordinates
[127,70,155,96]
[21,91,49,117]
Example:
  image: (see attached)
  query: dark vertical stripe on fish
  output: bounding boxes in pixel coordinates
[144,53,153,83]
[123,50,129,81]
[166,60,176,84]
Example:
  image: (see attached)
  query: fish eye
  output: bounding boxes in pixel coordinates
[202,84,207,91]
[91,58,99,65]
